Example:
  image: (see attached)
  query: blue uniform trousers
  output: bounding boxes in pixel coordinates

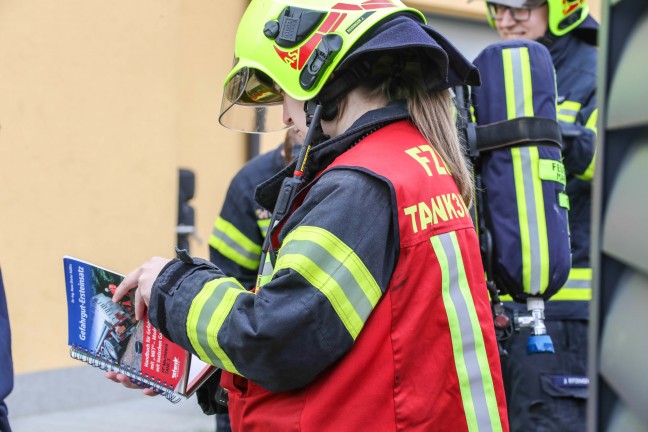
[500,318,589,432]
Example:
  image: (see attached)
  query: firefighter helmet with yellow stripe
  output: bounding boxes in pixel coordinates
[219,0,425,133]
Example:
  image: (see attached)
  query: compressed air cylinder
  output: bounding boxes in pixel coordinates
[470,40,571,303]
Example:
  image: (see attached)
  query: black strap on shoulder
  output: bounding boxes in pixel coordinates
[474,117,563,152]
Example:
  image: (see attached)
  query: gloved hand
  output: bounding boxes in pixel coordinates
[558,120,583,161]
[558,120,583,139]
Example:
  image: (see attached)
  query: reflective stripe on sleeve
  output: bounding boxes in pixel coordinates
[576,152,596,181]
[550,268,592,300]
[257,218,271,238]
[273,225,382,340]
[576,109,598,181]
[209,216,262,270]
[186,277,252,374]
[585,108,598,135]
[432,232,503,432]
[557,100,582,124]
[255,252,274,292]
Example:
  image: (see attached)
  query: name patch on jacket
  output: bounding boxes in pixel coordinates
[553,375,590,388]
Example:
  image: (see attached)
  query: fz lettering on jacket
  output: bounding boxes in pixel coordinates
[403,145,470,234]
[405,145,449,176]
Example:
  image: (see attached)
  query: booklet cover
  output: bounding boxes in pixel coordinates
[64,256,215,402]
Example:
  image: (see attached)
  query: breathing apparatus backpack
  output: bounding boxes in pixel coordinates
[457,40,572,353]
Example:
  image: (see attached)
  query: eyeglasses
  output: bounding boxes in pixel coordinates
[487,3,541,22]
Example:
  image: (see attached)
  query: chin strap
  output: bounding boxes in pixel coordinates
[315,60,372,121]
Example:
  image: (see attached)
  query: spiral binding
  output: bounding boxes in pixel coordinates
[70,345,181,404]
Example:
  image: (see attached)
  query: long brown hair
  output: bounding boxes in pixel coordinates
[356,55,474,206]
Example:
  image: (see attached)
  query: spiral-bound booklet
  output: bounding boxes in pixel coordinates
[63,256,216,403]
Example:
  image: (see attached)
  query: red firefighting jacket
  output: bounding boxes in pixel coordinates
[221,120,508,431]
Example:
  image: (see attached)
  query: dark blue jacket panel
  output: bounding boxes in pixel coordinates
[544,32,596,320]
[209,145,286,289]
[543,33,597,269]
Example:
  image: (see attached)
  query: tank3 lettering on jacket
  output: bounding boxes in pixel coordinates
[403,193,469,233]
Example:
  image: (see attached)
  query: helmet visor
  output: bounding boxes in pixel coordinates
[219,67,287,133]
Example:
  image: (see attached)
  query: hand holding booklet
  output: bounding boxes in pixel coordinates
[63,256,216,403]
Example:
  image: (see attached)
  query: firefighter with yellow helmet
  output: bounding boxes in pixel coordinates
[109,0,510,430]
[473,0,597,430]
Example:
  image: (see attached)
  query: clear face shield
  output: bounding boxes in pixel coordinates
[219,67,288,133]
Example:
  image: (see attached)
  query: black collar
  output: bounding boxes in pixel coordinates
[255,101,409,211]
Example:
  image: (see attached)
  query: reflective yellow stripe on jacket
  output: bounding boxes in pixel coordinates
[432,232,503,432]
[273,225,382,340]
[255,252,274,292]
[550,268,592,300]
[257,218,271,238]
[186,277,252,373]
[557,100,581,124]
[558,99,598,181]
[577,109,598,181]
[209,216,262,270]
